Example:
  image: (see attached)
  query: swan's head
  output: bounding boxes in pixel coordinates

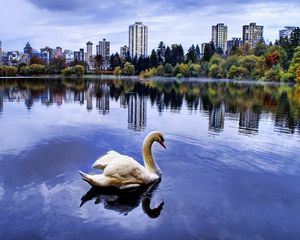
[148,131,166,149]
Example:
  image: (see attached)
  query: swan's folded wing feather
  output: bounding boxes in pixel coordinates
[92,150,122,170]
[103,156,147,184]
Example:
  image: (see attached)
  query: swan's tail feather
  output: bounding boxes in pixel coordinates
[79,171,96,186]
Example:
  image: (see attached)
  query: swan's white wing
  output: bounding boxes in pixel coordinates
[92,150,122,170]
[103,156,150,185]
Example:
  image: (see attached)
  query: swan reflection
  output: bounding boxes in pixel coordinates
[80,180,164,218]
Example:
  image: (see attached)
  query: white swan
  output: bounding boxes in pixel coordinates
[79,131,166,189]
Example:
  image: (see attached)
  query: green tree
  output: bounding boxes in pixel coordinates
[202,42,215,61]
[264,65,283,82]
[179,63,189,77]
[209,64,221,78]
[114,66,122,75]
[171,44,185,65]
[74,65,85,76]
[227,65,248,79]
[240,55,259,78]
[289,46,300,82]
[150,50,158,68]
[164,63,173,76]
[123,62,135,75]
[195,44,201,63]
[253,42,268,56]
[164,46,172,64]
[156,65,165,76]
[186,45,197,63]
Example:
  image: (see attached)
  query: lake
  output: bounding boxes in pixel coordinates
[0,78,300,240]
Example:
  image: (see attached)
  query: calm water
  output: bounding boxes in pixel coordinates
[0,78,300,240]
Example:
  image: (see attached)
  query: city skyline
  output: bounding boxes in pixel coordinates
[1,0,299,53]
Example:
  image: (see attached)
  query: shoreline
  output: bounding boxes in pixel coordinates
[0,74,295,86]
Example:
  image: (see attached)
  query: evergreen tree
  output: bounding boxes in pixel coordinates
[186,45,197,63]
[157,41,166,64]
[202,42,215,61]
[150,49,158,68]
[165,46,172,64]
[110,53,122,69]
[171,44,185,65]
[137,55,145,73]
[253,42,268,56]
[195,44,201,63]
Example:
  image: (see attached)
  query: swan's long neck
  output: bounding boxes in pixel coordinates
[142,135,161,176]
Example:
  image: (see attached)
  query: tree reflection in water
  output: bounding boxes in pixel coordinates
[80,180,164,218]
[0,78,299,135]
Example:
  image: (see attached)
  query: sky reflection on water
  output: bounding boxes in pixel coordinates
[0,78,300,240]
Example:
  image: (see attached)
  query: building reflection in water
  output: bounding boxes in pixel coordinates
[209,102,225,132]
[64,89,74,103]
[128,93,147,131]
[120,94,128,109]
[41,88,53,106]
[24,89,33,109]
[74,90,85,105]
[96,84,110,115]
[0,88,3,113]
[0,79,299,136]
[86,82,93,111]
[239,107,260,134]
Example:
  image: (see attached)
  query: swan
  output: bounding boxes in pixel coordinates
[79,131,166,189]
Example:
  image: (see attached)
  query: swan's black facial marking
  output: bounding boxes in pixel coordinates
[160,136,165,142]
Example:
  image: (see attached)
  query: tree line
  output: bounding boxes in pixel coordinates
[110,28,300,82]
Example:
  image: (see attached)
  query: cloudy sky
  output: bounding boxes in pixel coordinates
[1,0,299,53]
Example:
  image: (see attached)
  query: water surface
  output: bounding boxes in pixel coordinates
[0,78,300,239]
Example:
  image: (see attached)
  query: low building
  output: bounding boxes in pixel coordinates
[279,26,298,39]
[120,45,129,59]
[226,37,243,54]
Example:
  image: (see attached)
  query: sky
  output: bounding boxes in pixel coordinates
[0,0,299,54]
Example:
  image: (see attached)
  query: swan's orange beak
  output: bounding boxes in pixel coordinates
[159,141,166,149]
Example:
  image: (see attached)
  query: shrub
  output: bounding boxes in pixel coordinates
[189,63,201,77]
[114,66,122,76]
[179,63,189,77]
[164,63,173,76]
[123,62,135,75]
[227,65,248,79]
[263,65,283,82]
[176,73,183,78]
[208,64,221,78]
[74,65,85,76]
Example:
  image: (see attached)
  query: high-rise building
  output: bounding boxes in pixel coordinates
[279,26,297,39]
[24,42,33,55]
[41,47,54,65]
[74,48,84,62]
[226,37,243,54]
[86,41,93,63]
[63,50,74,64]
[0,41,2,64]
[54,47,63,58]
[96,38,110,61]
[120,45,129,59]
[243,23,263,48]
[212,23,228,53]
[129,22,148,58]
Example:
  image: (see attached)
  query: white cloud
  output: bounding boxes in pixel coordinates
[0,0,299,53]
